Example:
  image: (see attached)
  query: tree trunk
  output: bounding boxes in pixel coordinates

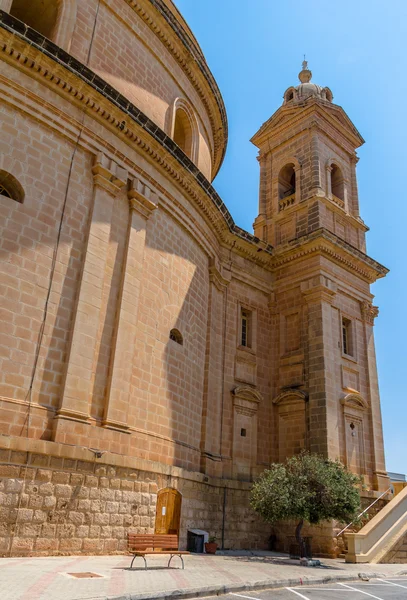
[295,519,305,558]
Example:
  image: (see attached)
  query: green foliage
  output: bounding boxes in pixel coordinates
[250,453,361,527]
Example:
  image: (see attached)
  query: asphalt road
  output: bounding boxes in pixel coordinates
[202,577,407,600]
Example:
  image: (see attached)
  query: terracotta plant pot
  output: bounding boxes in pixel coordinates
[204,542,218,554]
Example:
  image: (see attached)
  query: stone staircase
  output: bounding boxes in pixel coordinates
[337,492,390,558]
[345,485,407,563]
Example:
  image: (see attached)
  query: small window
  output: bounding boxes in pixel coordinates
[173,108,193,159]
[342,317,353,357]
[240,428,247,437]
[0,170,25,203]
[169,329,183,346]
[240,309,252,348]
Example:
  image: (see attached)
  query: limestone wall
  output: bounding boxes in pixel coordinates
[0,438,270,556]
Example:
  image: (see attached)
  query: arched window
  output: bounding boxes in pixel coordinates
[173,108,193,159]
[169,329,183,346]
[331,163,344,201]
[278,163,296,204]
[0,170,25,203]
[284,88,295,103]
[10,0,60,41]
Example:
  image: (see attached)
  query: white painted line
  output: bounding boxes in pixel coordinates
[291,588,350,591]
[231,594,262,600]
[378,578,407,589]
[339,582,384,600]
[286,588,311,600]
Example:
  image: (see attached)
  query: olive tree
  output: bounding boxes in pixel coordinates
[250,453,361,557]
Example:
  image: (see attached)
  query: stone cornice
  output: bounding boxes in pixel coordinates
[272,228,388,283]
[0,15,273,268]
[125,0,227,178]
[252,99,364,155]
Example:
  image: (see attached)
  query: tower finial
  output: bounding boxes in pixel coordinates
[298,56,312,84]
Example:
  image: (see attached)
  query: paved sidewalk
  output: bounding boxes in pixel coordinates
[0,552,406,600]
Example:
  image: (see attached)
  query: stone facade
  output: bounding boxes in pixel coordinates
[0,3,389,556]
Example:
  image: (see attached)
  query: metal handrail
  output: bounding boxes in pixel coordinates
[336,487,392,537]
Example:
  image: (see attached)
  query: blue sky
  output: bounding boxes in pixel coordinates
[175,0,407,474]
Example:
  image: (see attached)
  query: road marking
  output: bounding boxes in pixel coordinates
[231,594,262,600]
[378,578,407,589]
[339,582,384,600]
[286,588,311,600]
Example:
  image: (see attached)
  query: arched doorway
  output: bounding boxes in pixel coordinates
[154,488,182,536]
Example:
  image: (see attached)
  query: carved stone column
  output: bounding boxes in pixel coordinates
[360,301,389,491]
[301,275,338,457]
[103,178,157,433]
[200,261,230,477]
[53,154,126,440]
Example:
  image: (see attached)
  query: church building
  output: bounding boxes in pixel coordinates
[0,0,388,557]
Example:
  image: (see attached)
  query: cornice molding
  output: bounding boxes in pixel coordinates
[125,0,227,178]
[252,100,363,156]
[272,228,388,283]
[0,16,273,268]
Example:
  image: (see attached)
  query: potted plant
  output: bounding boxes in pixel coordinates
[204,535,218,554]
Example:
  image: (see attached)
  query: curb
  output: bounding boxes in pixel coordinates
[105,571,392,600]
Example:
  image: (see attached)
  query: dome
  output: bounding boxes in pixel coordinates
[283,61,333,105]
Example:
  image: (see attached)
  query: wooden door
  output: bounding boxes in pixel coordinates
[154,488,182,536]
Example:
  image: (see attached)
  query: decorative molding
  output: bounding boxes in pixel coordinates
[128,177,158,218]
[273,228,388,283]
[101,419,131,434]
[272,388,308,405]
[92,152,127,196]
[360,300,379,325]
[233,386,262,417]
[208,262,231,292]
[341,393,368,412]
[301,274,337,303]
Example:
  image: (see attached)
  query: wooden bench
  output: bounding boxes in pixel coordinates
[127,533,189,569]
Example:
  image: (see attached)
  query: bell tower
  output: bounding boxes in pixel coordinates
[252,63,390,494]
[252,61,367,252]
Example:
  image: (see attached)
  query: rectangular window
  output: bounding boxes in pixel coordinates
[342,317,353,357]
[241,309,252,348]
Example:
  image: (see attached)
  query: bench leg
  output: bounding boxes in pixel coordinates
[168,554,184,569]
[130,555,147,570]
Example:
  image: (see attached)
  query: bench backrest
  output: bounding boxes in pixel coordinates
[128,533,179,552]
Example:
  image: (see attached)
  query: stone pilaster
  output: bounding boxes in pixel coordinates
[301,275,338,456]
[310,126,323,197]
[200,261,230,477]
[54,154,126,438]
[253,154,267,240]
[102,178,157,433]
[350,155,360,217]
[360,301,389,491]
